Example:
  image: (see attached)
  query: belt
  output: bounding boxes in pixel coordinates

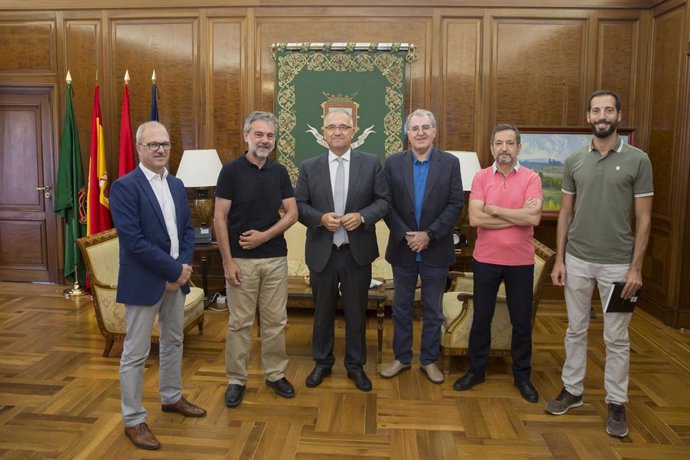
[333,243,350,250]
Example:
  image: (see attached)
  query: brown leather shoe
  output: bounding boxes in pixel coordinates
[124,422,161,450]
[161,396,207,417]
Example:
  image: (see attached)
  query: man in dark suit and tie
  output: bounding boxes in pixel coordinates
[109,121,206,450]
[380,109,463,384]
[295,109,390,391]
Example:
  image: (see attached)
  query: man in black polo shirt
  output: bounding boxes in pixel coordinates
[213,111,298,407]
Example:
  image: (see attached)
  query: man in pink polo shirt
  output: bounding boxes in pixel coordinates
[453,123,543,403]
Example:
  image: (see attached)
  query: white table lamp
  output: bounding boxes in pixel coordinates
[446,151,482,191]
[176,149,223,234]
[446,151,483,248]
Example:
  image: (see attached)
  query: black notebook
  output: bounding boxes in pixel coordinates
[604,281,639,313]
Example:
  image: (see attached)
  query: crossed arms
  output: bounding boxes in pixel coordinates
[468,197,542,229]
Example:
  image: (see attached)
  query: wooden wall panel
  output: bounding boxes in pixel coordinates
[597,19,638,126]
[642,1,687,325]
[0,21,55,73]
[110,17,199,174]
[680,3,690,327]
[648,7,683,217]
[0,2,688,325]
[255,13,431,134]
[209,18,244,163]
[440,18,481,152]
[0,221,45,266]
[492,19,587,128]
[63,20,100,171]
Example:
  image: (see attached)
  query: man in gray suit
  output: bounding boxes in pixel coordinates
[295,109,390,392]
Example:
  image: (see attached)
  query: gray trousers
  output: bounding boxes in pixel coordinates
[120,288,185,427]
[562,253,633,405]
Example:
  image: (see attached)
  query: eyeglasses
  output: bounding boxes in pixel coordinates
[139,142,172,151]
[408,125,434,134]
[324,124,353,132]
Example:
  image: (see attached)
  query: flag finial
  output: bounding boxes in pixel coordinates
[124,69,130,84]
[66,70,72,84]
[151,69,156,83]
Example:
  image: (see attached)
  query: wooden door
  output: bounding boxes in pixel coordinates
[0,86,59,282]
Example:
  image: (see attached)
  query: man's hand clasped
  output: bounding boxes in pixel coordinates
[405,231,430,253]
[239,229,267,250]
[320,212,363,232]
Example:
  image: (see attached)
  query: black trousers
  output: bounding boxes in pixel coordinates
[310,245,371,372]
[468,259,534,381]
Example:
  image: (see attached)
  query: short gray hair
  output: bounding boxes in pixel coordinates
[243,111,278,134]
[135,121,168,143]
[405,109,436,129]
[323,108,354,127]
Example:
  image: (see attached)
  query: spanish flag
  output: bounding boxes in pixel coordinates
[87,84,113,235]
[118,79,135,177]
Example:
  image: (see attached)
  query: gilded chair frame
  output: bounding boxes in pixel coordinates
[441,239,556,374]
[76,229,204,357]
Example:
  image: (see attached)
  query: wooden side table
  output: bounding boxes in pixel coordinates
[194,242,220,308]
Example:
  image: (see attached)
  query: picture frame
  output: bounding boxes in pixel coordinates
[518,127,635,214]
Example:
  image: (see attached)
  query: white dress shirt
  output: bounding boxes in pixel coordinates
[139,163,179,259]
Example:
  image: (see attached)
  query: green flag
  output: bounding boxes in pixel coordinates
[54,84,86,286]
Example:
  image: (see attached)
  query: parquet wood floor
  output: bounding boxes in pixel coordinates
[1,281,689,459]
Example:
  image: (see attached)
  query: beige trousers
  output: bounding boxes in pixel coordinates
[225,256,289,385]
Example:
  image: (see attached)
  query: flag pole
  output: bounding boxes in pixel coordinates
[61,71,88,298]
[63,199,87,298]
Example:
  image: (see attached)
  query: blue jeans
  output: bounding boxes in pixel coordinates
[391,262,448,365]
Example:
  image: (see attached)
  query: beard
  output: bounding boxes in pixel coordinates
[250,144,272,159]
[591,119,618,139]
[496,153,513,164]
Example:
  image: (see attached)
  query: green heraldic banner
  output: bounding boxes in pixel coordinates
[273,43,413,184]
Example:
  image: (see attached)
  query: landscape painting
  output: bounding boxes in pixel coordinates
[518,127,634,213]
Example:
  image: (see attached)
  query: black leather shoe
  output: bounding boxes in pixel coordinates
[347,369,372,392]
[306,367,332,388]
[453,370,485,391]
[514,380,539,403]
[266,377,295,398]
[224,384,245,407]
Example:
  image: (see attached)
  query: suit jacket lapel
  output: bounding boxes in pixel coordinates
[403,150,415,205]
[318,153,335,211]
[422,147,442,205]
[135,168,166,229]
[346,150,363,211]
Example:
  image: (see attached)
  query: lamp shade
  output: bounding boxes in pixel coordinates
[175,149,223,188]
[446,151,482,191]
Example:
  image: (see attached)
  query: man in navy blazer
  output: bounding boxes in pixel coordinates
[295,109,390,392]
[109,121,206,450]
[380,109,463,384]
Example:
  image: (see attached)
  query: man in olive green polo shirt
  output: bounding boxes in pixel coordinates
[545,90,653,438]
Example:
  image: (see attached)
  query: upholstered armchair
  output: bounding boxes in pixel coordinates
[76,229,204,357]
[284,220,394,290]
[440,239,555,374]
